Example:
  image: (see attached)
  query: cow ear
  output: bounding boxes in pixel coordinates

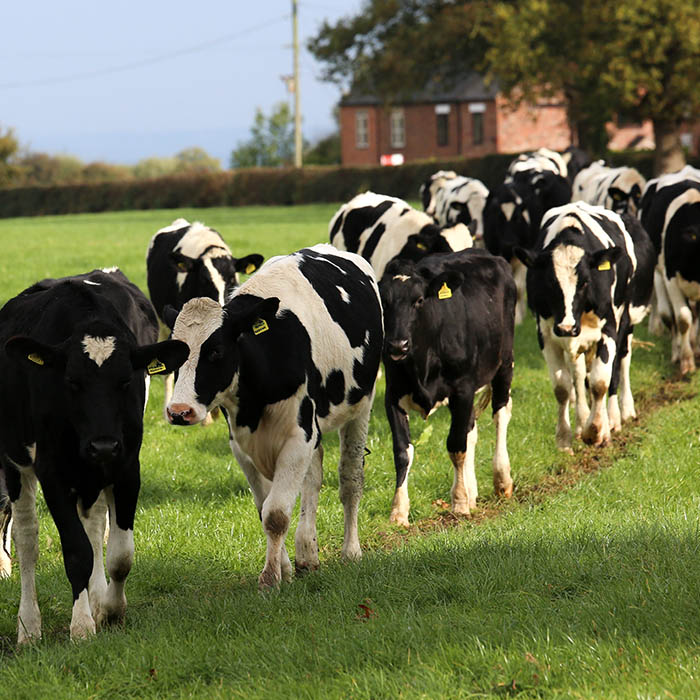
[162,304,180,330]
[425,270,464,300]
[131,340,190,375]
[229,297,280,337]
[170,251,195,273]
[514,246,538,268]
[235,254,264,275]
[5,336,65,370]
[591,247,623,271]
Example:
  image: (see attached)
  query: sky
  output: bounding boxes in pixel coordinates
[1,1,361,166]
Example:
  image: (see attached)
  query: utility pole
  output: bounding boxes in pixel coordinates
[292,0,302,168]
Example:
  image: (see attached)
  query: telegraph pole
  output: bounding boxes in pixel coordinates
[292,0,302,167]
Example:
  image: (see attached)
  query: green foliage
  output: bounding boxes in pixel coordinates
[304,132,341,165]
[0,125,22,187]
[132,156,178,180]
[231,102,300,169]
[174,146,221,174]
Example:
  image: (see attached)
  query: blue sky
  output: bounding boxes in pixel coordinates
[1,1,361,166]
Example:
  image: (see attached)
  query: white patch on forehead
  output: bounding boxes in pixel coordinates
[501,202,516,221]
[552,245,585,328]
[203,257,227,305]
[82,335,116,367]
[175,222,231,260]
[393,274,411,282]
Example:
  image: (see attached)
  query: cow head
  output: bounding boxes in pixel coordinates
[398,224,454,263]
[419,170,457,219]
[166,295,280,426]
[5,324,188,472]
[608,184,642,216]
[170,250,264,307]
[515,236,622,337]
[379,259,463,361]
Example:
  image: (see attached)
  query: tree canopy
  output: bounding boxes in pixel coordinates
[308,0,700,173]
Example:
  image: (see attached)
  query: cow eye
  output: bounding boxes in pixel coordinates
[414,296,424,308]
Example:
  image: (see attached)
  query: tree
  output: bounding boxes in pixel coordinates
[133,156,178,179]
[174,147,220,174]
[0,125,21,186]
[309,0,700,174]
[230,102,305,169]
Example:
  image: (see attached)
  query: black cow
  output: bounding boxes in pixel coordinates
[515,202,655,451]
[164,244,383,589]
[0,268,187,643]
[483,170,572,323]
[639,166,700,373]
[329,191,473,280]
[379,249,516,526]
[146,218,263,417]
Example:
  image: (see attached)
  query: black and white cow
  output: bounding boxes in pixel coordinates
[329,191,473,280]
[0,269,188,643]
[507,147,569,180]
[379,249,516,526]
[572,160,646,216]
[146,218,263,417]
[419,170,489,243]
[164,244,383,589]
[483,170,572,323]
[639,166,700,373]
[515,202,655,451]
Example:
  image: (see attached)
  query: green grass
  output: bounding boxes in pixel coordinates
[1,205,699,699]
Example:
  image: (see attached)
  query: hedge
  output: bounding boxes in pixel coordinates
[1,150,694,219]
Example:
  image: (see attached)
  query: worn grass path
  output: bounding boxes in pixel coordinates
[0,205,699,699]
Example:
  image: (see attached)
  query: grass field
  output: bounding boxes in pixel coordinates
[1,205,699,699]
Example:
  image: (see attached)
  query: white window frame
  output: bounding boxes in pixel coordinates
[356,110,369,149]
[390,108,406,149]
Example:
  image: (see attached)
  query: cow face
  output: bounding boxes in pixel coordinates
[483,185,533,259]
[166,295,280,425]
[5,327,188,471]
[608,184,642,216]
[170,251,263,307]
[666,199,700,283]
[379,260,463,361]
[516,240,622,337]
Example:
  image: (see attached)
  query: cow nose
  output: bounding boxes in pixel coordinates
[555,323,578,337]
[168,403,196,425]
[86,438,121,464]
[386,339,410,360]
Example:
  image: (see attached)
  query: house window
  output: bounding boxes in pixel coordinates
[472,112,484,145]
[390,108,405,148]
[437,114,449,146]
[356,110,369,149]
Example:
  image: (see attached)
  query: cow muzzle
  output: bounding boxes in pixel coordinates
[554,322,579,338]
[84,438,122,466]
[167,403,198,426]
[385,339,410,362]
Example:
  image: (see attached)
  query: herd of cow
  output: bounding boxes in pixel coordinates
[0,146,699,645]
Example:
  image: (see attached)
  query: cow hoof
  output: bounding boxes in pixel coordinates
[495,480,514,499]
[389,511,410,528]
[70,618,96,641]
[680,357,696,375]
[258,570,281,591]
[451,500,471,517]
[294,560,320,577]
[17,627,41,646]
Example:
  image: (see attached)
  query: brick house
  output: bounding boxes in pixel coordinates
[339,73,574,166]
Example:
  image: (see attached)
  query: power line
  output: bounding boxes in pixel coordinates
[0,15,289,90]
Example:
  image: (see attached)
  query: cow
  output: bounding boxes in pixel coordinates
[379,249,516,527]
[638,167,700,373]
[561,146,592,185]
[0,268,188,643]
[483,170,572,323]
[572,160,646,216]
[419,170,489,243]
[507,147,569,180]
[515,202,655,451]
[163,244,383,590]
[329,191,473,280]
[146,218,264,418]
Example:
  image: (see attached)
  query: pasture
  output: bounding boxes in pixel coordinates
[1,205,699,698]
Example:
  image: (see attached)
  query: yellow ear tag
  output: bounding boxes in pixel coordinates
[252,318,269,335]
[28,353,44,366]
[147,358,167,375]
[416,243,427,251]
[438,282,452,300]
[597,260,611,271]
[177,262,188,272]
[245,263,256,274]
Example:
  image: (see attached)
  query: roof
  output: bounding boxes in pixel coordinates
[340,72,499,107]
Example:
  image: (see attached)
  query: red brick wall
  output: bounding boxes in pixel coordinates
[495,95,572,153]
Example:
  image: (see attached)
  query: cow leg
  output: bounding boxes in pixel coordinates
[649,269,672,336]
[386,397,413,527]
[258,436,313,590]
[229,437,292,583]
[542,340,574,452]
[40,471,95,640]
[295,445,323,573]
[10,468,41,643]
[162,373,175,422]
[0,468,12,578]
[491,355,514,498]
[511,258,527,325]
[337,407,370,562]
[77,491,109,627]
[582,334,616,446]
[447,394,477,515]
[666,276,695,374]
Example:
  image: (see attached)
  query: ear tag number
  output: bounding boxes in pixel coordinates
[253,318,269,335]
[438,282,452,300]
[28,353,44,366]
[597,260,611,271]
[245,263,256,274]
[147,358,167,375]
